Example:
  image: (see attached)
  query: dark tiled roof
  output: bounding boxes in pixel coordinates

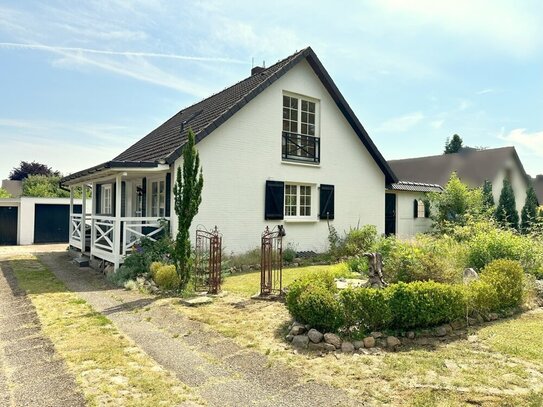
[62,46,397,184]
[388,181,443,192]
[388,147,527,188]
[532,175,543,204]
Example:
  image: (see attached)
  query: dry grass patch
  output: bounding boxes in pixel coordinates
[173,266,543,406]
[10,256,205,407]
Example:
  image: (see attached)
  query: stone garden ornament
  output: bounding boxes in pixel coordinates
[363,252,388,288]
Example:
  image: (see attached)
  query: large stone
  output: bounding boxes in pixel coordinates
[363,336,375,348]
[341,341,355,353]
[323,343,337,352]
[353,340,364,350]
[285,334,294,342]
[463,268,479,284]
[370,331,383,338]
[406,331,415,339]
[435,324,452,337]
[291,335,309,349]
[289,324,306,336]
[180,297,213,306]
[386,336,401,349]
[324,333,342,349]
[488,312,499,321]
[308,342,325,351]
[450,319,465,330]
[307,329,324,343]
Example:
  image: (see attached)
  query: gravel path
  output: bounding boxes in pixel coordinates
[0,260,86,407]
[37,251,363,407]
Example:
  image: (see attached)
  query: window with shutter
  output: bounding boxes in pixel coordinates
[319,184,334,220]
[284,184,313,219]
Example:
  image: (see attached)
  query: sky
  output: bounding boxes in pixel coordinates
[0,0,542,179]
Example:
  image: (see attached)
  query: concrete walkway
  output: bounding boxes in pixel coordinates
[37,251,362,407]
[0,261,85,407]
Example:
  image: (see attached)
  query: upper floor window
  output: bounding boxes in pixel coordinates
[282,94,320,163]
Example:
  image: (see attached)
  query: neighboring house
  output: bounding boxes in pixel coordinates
[1,179,23,198]
[385,181,442,238]
[0,197,91,245]
[531,175,543,206]
[60,47,397,269]
[388,147,530,221]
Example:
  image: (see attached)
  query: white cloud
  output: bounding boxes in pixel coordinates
[430,120,444,129]
[376,112,425,132]
[501,128,543,156]
[476,88,494,95]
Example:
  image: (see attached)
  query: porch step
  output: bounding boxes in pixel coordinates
[72,256,90,268]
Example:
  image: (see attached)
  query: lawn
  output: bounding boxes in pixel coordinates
[10,256,204,407]
[174,265,543,407]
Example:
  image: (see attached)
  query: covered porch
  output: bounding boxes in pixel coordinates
[63,161,173,270]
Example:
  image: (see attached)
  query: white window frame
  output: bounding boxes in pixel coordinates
[101,184,112,215]
[282,92,320,162]
[417,199,426,218]
[148,177,166,218]
[284,183,315,221]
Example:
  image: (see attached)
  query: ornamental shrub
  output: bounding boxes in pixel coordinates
[154,264,180,290]
[479,259,524,310]
[465,280,500,316]
[387,281,465,329]
[285,271,338,321]
[296,285,344,332]
[149,261,164,277]
[340,287,392,331]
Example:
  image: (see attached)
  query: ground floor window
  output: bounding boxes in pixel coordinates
[284,184,312,218]
[101,184,112,215]
[150,179,165,217]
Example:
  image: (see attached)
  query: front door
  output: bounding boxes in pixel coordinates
[385,193,396,236]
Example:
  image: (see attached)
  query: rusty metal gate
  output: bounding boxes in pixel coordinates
[195,226,222,294]
[260,225,285,296]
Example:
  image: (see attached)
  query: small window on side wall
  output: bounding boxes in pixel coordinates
[414,199,427,219]
[101,184,112,215]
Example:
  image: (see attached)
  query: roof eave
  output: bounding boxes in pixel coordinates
[60,161,164,186]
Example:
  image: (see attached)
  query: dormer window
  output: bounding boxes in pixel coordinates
[282,94,320,163]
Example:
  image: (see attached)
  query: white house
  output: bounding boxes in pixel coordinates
[60,47,397,269]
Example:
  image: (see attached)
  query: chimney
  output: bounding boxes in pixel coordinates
[251,66,266,75]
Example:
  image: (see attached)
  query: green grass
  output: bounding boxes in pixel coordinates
[222,263,351,296]
[10,256,204,407]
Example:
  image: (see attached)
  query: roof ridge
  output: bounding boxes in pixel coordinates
[388,145,515,163]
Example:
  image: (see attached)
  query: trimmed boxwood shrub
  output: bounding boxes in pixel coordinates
[479,259,524,310]
[466,280,499,316]
[340,287,391,331]
[296,285,344,332]
[154,264,180,290]
[388,281,465,329]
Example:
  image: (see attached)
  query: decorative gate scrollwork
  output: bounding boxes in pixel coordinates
[260,225,285,297]
[195,226,222,294]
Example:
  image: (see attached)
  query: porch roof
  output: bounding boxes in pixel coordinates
[60,160,163,186]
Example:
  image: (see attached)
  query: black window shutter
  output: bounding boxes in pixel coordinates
[141,178,147,217]
[121,181,126,217]
[265,180,284,220]
[95,183,101,214]
[319,184,335,220]
[165,172,172,217]
[424,200,431,218]
[413,199,419,218]
[112,183,116,216]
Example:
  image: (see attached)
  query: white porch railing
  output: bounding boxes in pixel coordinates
[70,214,83,247]
[122,217,169,256]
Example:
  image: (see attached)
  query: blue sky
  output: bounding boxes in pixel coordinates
[1,0,542,178]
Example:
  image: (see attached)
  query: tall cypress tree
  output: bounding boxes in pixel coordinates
[173,129,204,289]
[482,180,495,210]
[495,178,519,230]
[521,185,539,234]
[444,134,463,154]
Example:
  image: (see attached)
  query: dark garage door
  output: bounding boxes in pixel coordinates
[0,206,18,245]
[34,204,81,244]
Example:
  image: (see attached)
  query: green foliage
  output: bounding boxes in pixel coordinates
[388,281,466,329]
[9,160,59,180]
[327,224,378,260]
[346,256,369,274]
[22,175,69,197]
[340,287,391,331]
[521,185,539,234]
[466,280,499,315]
[296,285,344,332]
[495,178,519,230]
[0,187,11,198]
[173,129,204,290]
[479,259,524,310]
[429,172,484,231]
[223,248,260,270]
[107,265,139,287]
[444,134,463,154]
[482,180,495,210]
[283,244,297,263]
[154,264,180,290]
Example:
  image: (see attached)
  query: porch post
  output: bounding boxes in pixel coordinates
[69,186,74,249]
[81,184,87,252]
[114,174,122,270]
[90,182,96,261]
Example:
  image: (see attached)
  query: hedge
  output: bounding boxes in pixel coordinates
[286,259,526,333]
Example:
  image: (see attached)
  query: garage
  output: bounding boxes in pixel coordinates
[34,204,82,244]
[0,206,18,245]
